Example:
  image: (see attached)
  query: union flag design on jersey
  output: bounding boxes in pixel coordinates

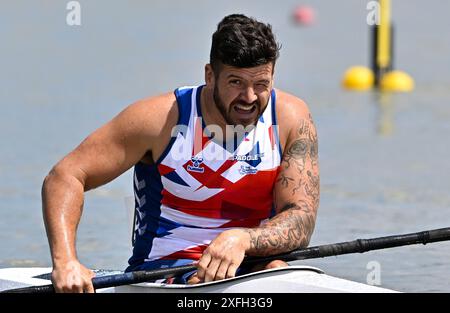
[127,85,282,270]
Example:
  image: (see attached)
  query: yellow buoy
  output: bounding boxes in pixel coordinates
[342,66,374,91]
[380,70,414,92]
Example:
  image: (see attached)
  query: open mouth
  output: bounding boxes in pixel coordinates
[233,103,257,114]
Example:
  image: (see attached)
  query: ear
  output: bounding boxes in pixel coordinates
[204,64,215,87]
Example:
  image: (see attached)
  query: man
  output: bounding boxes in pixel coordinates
[43,14,319,293]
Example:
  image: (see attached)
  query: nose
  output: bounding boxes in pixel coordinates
[241,86,257,104]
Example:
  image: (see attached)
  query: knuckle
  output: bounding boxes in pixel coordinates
[206,247,220,257]
[206,269,216,279]
[226,272,235,279]
[54,284,64,292]
[198,254,210,264]
[226,266,237,278]
[215,272,225,280]
[205,251,217,259]
[70,283,80,291]
[196,270,205,280]
[197,263,207,271]
[83,281,93,289]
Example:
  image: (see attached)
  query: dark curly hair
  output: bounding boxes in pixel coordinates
[210,14,281,75]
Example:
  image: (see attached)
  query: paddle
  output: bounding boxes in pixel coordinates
[3,226,450,293]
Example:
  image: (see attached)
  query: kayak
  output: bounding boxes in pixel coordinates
[3,227,448,293]
[0,265,396,293]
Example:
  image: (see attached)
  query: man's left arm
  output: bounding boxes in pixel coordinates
[195,99,319,282]
[245,109,319,255]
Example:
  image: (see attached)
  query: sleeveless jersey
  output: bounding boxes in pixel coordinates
[127,85,282,270]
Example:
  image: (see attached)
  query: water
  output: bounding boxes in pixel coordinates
[1,0,450,292]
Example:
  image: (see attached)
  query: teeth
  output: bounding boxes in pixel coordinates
[235,104,254,111]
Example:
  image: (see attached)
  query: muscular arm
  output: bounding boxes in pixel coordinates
[195,95,319,283]
[42,93,176,292]
[245,112,319,255]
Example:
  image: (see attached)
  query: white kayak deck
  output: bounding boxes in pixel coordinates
[0,266,397,293]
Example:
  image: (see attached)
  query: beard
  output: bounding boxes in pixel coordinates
[213,84,262,127]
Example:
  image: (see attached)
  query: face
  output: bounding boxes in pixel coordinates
[206,63,274,127]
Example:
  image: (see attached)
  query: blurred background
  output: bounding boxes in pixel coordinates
[1,0,449,292]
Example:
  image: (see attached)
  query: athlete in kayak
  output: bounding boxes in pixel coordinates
[42,14,320,292]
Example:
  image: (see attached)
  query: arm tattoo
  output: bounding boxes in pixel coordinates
[282,114,318,172]
[244,115,319,256]
[276,174,294,188]
[244,202,316,256]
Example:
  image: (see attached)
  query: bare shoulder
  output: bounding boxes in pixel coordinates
[274,89,315,149]
[119,91,178,135]
[275,89,311,123]
[109,91,178,162]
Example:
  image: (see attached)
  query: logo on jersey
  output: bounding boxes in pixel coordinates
[187,156,205,173]
[233,152,265,162]
[239,165,258,175]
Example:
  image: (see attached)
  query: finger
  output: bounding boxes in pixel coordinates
[69,274,84,293]
[84,281,95,293]
[62,284,82,293]
[53,283,63,293]
[204,258,221,283]
[264,260,289,269]
[60,277,81,293]
[73,283,84,293]
[51,276,64,293]
[84,270,95,293]
[226,263,239,279]
[187,273,201,285]
[214,260,229,281]
[196,253,211,281]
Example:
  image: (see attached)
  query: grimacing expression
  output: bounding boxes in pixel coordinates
[212,63,274,127]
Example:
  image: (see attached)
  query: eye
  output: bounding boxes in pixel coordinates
[255,82,270,91]
[229,79,241,86]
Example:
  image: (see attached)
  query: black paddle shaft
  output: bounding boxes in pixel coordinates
[4,227,450,293]
[3,264,198,293]
[244,227,450,265]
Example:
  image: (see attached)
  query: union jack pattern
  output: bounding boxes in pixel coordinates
[127,85,281,270]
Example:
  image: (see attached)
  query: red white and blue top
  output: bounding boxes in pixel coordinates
[127,85,282,271]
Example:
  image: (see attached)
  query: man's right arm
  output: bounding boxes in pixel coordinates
[42,93,177,292]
